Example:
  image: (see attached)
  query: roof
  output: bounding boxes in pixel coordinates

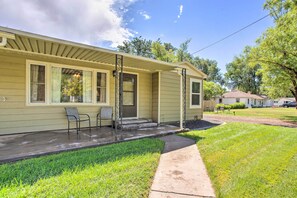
[222,90,264,100]
[177,61,208,79]
[0,26,204,77]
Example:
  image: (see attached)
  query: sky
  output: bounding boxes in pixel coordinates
[0,0,274,73]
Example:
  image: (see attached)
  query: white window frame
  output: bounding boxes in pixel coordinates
[190,78,202,109]
[26,60,110,106]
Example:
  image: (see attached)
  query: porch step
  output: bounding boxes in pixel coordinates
[118,119,157,130]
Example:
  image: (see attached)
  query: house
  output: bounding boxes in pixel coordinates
[0,27,207,135]
[215,90,273,108]
[273,97,296,107]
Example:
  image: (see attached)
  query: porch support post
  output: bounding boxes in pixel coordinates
[114,54,123,133]
[158,71,161,125]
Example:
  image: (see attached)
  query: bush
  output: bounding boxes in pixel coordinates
[230,102,246,109]
[215,104,231,110]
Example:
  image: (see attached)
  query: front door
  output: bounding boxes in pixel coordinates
[121,73,137,118]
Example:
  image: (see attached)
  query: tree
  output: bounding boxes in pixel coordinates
[192,57,224,84]
[177,39,192,62]
[225,46,262,94]
[264,0,297,20]
[117,36,153,58]
[203,81,225,100]
[151,39,176,62]
[249,3,297,105]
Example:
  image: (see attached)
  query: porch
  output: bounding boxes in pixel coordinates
[0,125,180,163]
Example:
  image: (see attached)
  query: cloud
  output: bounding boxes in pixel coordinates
[0,0,138,47]
[139,11,151,20]
[178,4,183,18]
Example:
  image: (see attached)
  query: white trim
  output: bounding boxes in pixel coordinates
[26,59,110,106]
[122,71,139,119]
[158,71,161,124]
[190,78,202,109]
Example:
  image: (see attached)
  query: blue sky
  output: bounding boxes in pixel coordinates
[0,0,274,73]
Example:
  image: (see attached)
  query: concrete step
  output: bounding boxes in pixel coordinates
[120,119,152,125]
[121,122,158,130]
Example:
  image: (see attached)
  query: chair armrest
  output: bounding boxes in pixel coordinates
[66,115,78,121]
[79,114,90,119]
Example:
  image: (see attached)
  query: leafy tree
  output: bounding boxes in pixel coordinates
[264,0,297,20]
[225,46,262,94]
[249,2,297,105]
[151,39,176,62]
[117,36,153,58]
[177,39,192,62]
[203,81,225,100]
[192,57,224,84]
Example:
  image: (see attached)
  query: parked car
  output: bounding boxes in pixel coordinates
[282,101,297,107]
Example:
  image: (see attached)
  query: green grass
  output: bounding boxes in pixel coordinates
[205,108,297,123]
[0,138,164,198]
[181,123,297,198]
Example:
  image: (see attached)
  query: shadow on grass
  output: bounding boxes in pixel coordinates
[281,115,297,123]
[0,138,164,189]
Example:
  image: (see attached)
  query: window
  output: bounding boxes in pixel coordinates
[219,98,222,103]
[190,78,202,108]
[97,72,106,103]
[51,67,92,103]
[247,99,250,104]
[236,98,240,103]
[30,64,46,103]
[27,60,109,105]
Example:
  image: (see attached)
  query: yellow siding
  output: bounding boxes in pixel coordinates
[0,50,152,134]
[159,71,203,123]
[160,71,180,122]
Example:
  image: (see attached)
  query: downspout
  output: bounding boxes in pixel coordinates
[179,71,183,130]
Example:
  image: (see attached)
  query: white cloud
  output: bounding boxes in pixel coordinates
[178,4,183,18]
[0,0,138,48]
[139,11,151,20]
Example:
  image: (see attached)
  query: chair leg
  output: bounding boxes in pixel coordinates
[67,121,70,134]
[100,118,102,128]
[79,121,81,131]
[89,119,91,132]
[76,121,79,134]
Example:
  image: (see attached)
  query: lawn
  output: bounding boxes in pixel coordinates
[205,108,297,123]
[0,138,164,198]
[181,123,297,198]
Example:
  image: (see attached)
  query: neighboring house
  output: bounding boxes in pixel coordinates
[273,98,296,107]
[215,90,273,108]
[0,27,207,135]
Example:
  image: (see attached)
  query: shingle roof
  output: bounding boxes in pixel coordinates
[222,90,264,100]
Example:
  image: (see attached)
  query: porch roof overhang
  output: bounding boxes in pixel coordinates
[0,26,178,72]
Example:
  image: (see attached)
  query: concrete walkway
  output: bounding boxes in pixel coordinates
[149,135,215,198]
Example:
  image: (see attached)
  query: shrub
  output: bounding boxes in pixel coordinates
[230,102,246,109]
[215,104,231,110]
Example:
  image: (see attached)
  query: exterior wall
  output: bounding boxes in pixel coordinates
[159,71,203,123]
[152,72,159,122]
[0,50,152,134]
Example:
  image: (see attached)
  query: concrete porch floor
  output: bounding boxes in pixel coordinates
[0,125,180,163]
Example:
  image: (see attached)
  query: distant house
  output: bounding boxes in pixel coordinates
[273,98,296,107]
[215,90,273,108]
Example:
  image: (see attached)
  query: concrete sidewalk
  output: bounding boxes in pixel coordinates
[149,135,215,198]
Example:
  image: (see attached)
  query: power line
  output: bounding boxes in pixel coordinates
[191,14,270,55]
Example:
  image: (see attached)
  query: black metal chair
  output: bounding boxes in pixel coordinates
[96,107,113,129]
[65,107,91,134]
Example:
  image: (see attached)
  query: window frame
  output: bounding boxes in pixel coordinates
[190,78,202,109]
[26,60,110,106]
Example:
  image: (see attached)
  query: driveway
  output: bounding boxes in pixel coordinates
[204,114,297,128]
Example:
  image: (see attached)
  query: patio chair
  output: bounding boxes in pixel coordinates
[65,107,91,134]
[96,107,113,129]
